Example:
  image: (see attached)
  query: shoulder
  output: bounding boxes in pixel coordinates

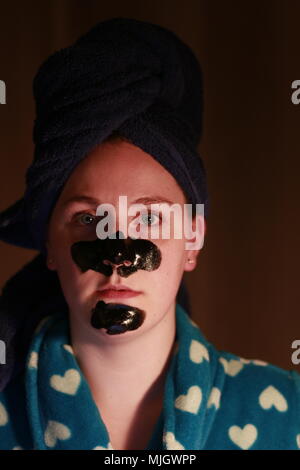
[205,347,300,450]
[0,373,32,450]
[217,349,300,414]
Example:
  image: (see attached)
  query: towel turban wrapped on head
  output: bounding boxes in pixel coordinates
[0,17,209,390]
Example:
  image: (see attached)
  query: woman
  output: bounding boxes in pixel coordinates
[0,18,299,451]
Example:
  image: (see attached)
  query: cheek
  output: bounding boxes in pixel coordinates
[49,216,88,272]
[53,237,76,279]
[48,230,96,307]
[150,240,186,291]
[56,256,85,306]
[160,239,186,270]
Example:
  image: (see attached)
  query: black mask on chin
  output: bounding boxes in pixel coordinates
[90,300,145,335]
[70,231,161,334]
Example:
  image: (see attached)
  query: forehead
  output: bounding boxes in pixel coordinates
[57,140,187,206]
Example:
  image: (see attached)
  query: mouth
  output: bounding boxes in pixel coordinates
[97,284,142,299]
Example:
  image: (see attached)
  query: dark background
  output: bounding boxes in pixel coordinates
[0,0,299,369]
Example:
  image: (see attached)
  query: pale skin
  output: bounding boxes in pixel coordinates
[46,138,206,450]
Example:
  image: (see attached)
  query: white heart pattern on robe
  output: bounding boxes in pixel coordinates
[63,344,74,355]
[28,351,38,369]
[239,357,268,366]
[50,369,81,396]
[189,318,199,328]
[44,420,71,448]
[189,339,209,363]
[228,424,258,450]
[219,357,244,377]
[252,359,268,366]
[259,385,288,412]
[163,431,185,450]
[0,402,8,426]
[240,357,251,364]
[175,385,202,414]
[94,442,114,450]
[207,387,221,409]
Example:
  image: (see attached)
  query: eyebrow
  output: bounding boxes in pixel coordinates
[62,195,176,207]
[62,196,101,208]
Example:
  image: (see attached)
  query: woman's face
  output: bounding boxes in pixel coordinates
[46,139,204,336]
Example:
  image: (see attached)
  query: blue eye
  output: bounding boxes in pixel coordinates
[76,213,96,225]
[140,212,160,226]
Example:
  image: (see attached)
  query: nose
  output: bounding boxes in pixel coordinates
[102,231,133,268]
[102,253,133,268]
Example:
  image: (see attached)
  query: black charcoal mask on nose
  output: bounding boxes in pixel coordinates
[70,231,162,335]
[70,231,161,277]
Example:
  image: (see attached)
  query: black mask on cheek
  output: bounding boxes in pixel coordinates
[90,300,145,335]
[70,232,161,334]
[70,231,161,277]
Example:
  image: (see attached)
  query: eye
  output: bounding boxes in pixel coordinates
[75,213,97,226]
[140,212,161,226]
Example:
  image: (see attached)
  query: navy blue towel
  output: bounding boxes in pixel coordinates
[0,17,208,252]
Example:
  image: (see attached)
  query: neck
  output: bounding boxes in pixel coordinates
[69,303,177,413]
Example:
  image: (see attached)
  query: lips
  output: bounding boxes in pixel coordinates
[97,284,141,299]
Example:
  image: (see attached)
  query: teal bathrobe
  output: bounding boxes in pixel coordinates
[0,303,299,450]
